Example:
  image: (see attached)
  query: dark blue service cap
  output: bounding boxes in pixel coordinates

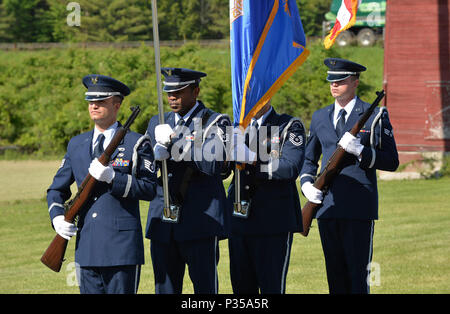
[83,74,130,101]
[161,67,207,92]
[324,58,366,82]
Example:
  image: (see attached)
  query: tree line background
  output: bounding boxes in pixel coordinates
[0,42,383,156]
[0,0,385,157]
[0,0,332,43]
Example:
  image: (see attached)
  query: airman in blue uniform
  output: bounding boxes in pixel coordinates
[144,68,231,294]
[226,102,306,294]
[300,58,399,294]
[47,75,157,294]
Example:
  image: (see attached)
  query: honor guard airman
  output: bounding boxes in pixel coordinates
[46,74,157,294]
[144,68,231,294]
[226,101,306,294]
[300,58,399,294]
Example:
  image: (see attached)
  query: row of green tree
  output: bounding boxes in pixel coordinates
[0,41,383,156]
[0,0,332,43]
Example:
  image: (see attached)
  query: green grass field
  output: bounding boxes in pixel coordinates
[0,160,449,294]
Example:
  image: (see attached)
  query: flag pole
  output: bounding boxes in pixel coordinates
[151,0,170,214]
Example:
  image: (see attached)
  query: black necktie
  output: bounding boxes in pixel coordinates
[176,118,185,127]
[93,134,105,158]
[173,118,185,142]
[335,109,347,138]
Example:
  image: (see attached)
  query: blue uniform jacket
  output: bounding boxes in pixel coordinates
[227,109,306,235]
[145,101,231,243]
[300,97,399,220]
[47,127,157,267]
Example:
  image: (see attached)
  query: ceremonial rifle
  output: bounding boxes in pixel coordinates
[300,90,385,237]
[40,106,141,272]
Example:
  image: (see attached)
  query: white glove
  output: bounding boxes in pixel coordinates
[89,158,115,184]
[52,215,77,240]
[153,143,170,161]
[231,127,256,163]
[155,124,174,147]
[339,132,364,157]
[301,181,323,204]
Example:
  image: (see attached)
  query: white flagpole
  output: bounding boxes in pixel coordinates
[151,0,170,215]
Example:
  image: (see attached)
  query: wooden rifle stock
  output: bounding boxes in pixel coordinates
[300,91,385,237]
[40,106,141,272]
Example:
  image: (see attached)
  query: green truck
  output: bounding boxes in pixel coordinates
[323,0,386,47]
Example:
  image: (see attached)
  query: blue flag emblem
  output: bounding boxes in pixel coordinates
[230,0,310,127]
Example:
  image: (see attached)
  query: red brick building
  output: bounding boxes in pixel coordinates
[383,0,450,177]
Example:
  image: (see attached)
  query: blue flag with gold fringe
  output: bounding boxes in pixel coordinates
[230,0,310,127]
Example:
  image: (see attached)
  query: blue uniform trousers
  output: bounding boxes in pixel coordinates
[150,237,219,294]
[78,265,141,294]
[228,232,293,294]
[318,219,374,294]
